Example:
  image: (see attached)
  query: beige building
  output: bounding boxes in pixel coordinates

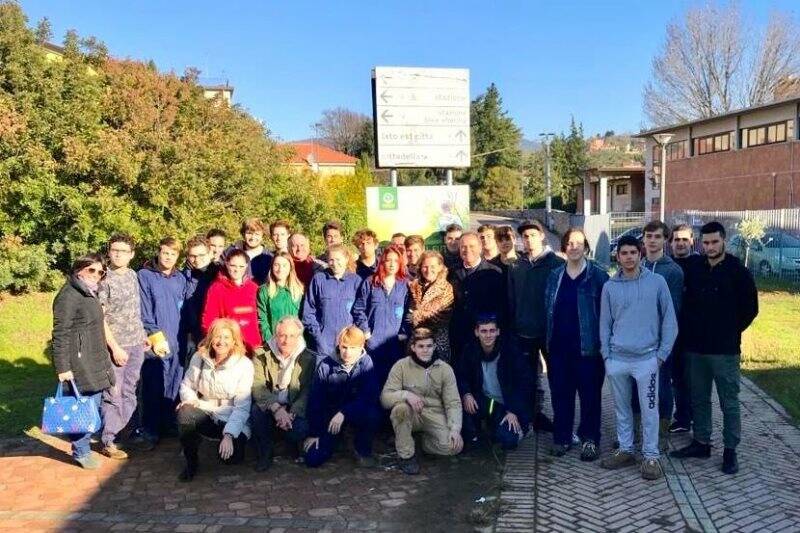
[202,84,234,105]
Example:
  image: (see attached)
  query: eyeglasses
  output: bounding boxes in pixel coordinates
[109,248,132,254]
[85,267,106,276]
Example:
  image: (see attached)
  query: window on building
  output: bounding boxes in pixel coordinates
[666,139,688,161]
[693,131,734,155]
[616,184,628,195]
[741,119,794,148]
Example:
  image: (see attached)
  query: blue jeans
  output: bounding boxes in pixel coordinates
[66,389,102,459]
[101,345,145,446]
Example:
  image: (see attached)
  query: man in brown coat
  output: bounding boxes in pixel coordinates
[381,328,463,475]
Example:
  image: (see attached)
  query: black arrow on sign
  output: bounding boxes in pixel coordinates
[381,110,393,122]
[456,150,467,161]
[455,130,466,140]
[380,90,392,103]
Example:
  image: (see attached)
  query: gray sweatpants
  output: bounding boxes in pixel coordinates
[605,356,660,460]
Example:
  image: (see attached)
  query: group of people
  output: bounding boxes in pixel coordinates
[50,215,757,482]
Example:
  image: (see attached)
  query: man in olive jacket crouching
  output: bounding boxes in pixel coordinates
[250,316,316,471]
[381,328,463,475]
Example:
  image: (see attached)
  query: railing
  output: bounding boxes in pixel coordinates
[670,208,800,283]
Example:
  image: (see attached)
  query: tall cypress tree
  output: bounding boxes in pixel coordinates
[465,83,523,207]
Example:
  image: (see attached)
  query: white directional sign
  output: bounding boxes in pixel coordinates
[373,67,470,168]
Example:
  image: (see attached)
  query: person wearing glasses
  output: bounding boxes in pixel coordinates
[51,253,117,469]
[98,234,148,460]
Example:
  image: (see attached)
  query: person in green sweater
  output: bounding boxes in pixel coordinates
[257,251,304,342]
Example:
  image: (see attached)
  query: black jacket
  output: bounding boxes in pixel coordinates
[51,276,115,393]
[682,254,758,355]
[456,336,534,424]
[508,250,565,339]
[448,260,507,356]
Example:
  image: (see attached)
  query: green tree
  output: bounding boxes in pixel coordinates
[474,167,523,210]
[0,1,369,288]
[549,118,588,205]
[465,84,523,205]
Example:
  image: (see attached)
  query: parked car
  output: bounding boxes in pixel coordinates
[609,227,643,262]
[729,230,800,277]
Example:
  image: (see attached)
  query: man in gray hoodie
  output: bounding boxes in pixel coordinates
[640,221,684,448]
[599,235,677,480]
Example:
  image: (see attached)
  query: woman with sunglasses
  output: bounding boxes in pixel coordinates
[51,253,117,469]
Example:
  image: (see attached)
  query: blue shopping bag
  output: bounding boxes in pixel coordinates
[41,380,101,435]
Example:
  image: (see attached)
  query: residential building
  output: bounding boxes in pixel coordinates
[577,166,645,215]
[285,142,359,177]
[201,84,234,105]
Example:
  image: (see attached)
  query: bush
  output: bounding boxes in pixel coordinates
[0,236,59,293]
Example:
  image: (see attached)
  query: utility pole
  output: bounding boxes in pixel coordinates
[539,132,555,229]
[652,133,674,222]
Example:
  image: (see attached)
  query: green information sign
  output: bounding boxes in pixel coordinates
[378,187,398,210]
[366,185,470,243]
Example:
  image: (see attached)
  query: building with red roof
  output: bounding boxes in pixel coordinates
[285,142,359,177]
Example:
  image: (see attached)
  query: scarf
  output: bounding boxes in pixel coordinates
[73,275,99,297]
[410,352,437,369]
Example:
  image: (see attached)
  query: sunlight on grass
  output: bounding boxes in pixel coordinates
[1,283,799,434]
[0,292,56,436]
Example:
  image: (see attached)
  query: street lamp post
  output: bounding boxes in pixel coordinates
[539,132,555,228]
[652,133,674,222]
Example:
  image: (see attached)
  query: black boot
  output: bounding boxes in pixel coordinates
[722,448,739,475]
[255,448,273,472]
[669,439,711,459]
[179,453,198,482]
[399,455,420,475]
[179,437,199,482]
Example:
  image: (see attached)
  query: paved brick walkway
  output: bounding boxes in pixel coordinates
[497,375,800,532]
[0,431,499,532]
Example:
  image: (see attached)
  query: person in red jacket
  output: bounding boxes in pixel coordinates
[202,249,263,354]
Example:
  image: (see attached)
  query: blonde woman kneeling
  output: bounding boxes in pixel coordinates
[177,318,254,481]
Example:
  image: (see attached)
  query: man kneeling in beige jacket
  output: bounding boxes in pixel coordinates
[381,327,463,475]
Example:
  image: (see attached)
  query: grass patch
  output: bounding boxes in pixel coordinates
[742,280,800,422]
[0,292,56,437]
[0,282,799,435]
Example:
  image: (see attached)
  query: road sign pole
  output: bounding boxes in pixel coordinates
[446,169,453,186]
[390,168,398,187]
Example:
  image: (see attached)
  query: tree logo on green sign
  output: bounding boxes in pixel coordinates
[379,187,398,210]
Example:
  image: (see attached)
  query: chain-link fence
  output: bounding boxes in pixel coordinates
[669,208,800,283]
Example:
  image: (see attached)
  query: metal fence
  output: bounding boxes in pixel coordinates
[609,212,648,240]
[669,208,800,283]
[573,212,649,265]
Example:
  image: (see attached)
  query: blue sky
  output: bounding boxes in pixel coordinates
[20,1,800,141]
